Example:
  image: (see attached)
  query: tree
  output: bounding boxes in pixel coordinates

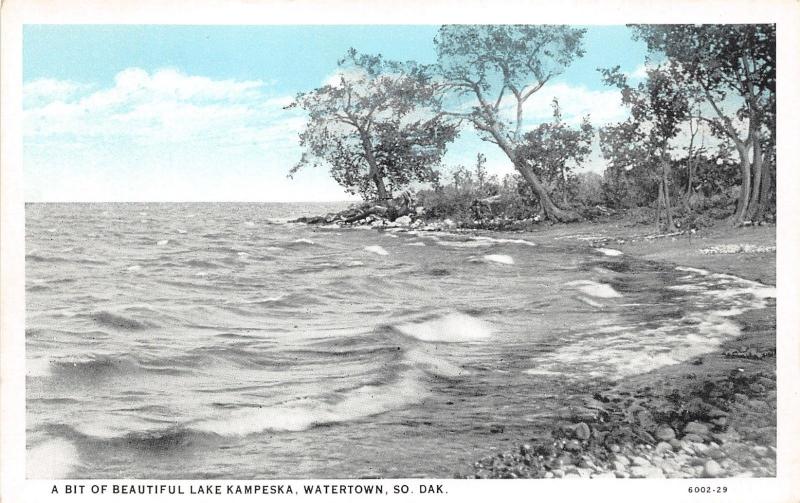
[630,24,776,225]
[600,65,690,230]
[434,25,586,222]
[289,49,458,202]
[516,98,594,206]
[599,119,659,209]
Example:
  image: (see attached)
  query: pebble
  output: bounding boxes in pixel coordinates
[683,421,711,436]
[655,442,673,454]
[573,422,591,440]
[753,446,769,457]
[655,425,676,441]
[704,459,723,478]
[630,466,664,478]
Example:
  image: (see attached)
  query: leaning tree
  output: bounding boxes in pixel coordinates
[289,49,458,203]
[434,25,586,222]
[630,24,776,225]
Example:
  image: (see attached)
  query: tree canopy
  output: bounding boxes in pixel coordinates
[434,25,586,222]
[290,49,458,201]
[630,24,776,224]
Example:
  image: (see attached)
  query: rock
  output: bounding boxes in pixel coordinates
[711,416,728,427]
[613,454,631,466]
[443,218,456,228]
[704,459,723,478]
[682,433,705,443]
[614,470,629,478]
[608,443,621,453]
[669,439,683,450]
[543,471,554,479]
[571,422,591,440]
[564,440,582,452]
[394,215,412,226]
[655,442,674,454]
[655,425,676,441]
[630,466,664,478]
[551,469,565,478]
[612,460,627,472]
[591,472,616,479]
[631,456,651,467]
[684,421,711,436]
[753,446,769,457]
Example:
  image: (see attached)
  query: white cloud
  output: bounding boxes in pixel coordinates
[24,68,299,147]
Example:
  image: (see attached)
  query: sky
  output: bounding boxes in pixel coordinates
[23,25,650,202]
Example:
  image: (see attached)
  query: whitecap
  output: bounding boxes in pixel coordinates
[193,373,428,436]
[27,357,52,377]
[293,238,314,245]
[576,296,604,308]
[176,229,188,234]
[395,312,493,342]
[676,266,709,276]
[483,254,514,265]
[567,280,622,298]
[126,265,142,272]
[474,236,537,247]
[364,245,389,256]
[244,221,256,227]
[28,439,79,479]
[595,247,623,257]
[156,239,169,246]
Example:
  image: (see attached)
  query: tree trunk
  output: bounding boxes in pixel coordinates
[490,129,579,222]
[663,176,676,232]
[357,128,390,202]
[745,139,764,221]
[732,142,752,226]
[656,182,664,232]
[754,148,774,221]
[516,161,579,222]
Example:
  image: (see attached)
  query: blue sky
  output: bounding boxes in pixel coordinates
[23,25,649,202]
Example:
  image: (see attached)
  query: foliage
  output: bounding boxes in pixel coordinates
[434,25,586,222]
[290,49,458,201]
[629,24,776,223]
[516,99,594,205]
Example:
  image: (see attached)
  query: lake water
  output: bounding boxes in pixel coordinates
[25,202,776,479]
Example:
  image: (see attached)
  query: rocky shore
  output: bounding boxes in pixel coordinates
[468,361,776,479]
[298,206,778,480]
[461,221,777,480]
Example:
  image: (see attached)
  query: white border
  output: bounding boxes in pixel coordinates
[2,1,799,501]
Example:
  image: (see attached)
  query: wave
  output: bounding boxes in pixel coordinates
[364,245,389,256]
[393,312,493,343]
[482,254,514,265]
[28,438,80,478]
[567,280,623,298]
[90,310,151,330]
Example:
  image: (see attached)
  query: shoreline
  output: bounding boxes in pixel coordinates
[312,214,777,479]
[456,219,777,479]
